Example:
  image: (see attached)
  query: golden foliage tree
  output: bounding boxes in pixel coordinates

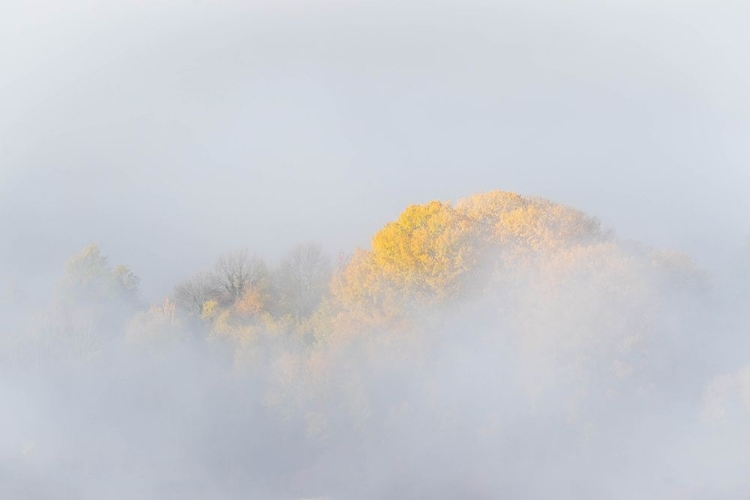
[333,201,480,318]
[371,201,478,297]
[455,190,605,252]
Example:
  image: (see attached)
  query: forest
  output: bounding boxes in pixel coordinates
[1,190,748,499]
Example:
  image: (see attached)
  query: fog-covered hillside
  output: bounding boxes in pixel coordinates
[2,191,748,499]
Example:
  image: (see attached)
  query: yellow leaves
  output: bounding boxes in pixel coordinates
[333,191,607,319]
[457,190,605,256]
[196,190,698,420]
[457,193,604,252]
[331,249,378,305]
[234,287,267,317]
[455,190,527,224]
[370,200,478,299]
[200,300,219,321]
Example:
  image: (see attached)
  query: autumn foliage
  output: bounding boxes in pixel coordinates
[2,190,708,441]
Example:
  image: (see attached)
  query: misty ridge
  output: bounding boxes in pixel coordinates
[1,190,749,499]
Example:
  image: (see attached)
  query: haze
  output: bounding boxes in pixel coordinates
[1,1,749,499]
[2,0,749,299]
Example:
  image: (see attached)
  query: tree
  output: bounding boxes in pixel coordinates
[369,201,478,299]
[273,243,332,320]
[212,249,269,305]
[332,192,609,322]
[56,244,140,305]
[455,191,605,251]
[125,297,184,350]
[113,265,140,300]
[174,272,218,314]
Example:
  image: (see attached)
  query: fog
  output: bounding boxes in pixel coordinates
[2,1,750,498]
[3,0,749,299]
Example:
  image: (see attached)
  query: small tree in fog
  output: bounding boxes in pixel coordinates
[113,265,140,300]
[174,271,218,314]
[57,244,140,305]
[273,243,332,320]
[213,249,269,305]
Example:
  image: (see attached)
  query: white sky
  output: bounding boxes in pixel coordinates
[2,0,749,299]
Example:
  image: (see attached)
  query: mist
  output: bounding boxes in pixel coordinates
[2,1,750,499]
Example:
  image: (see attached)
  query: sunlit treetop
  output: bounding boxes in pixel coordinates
[370,201,479,298]
[333,191,631,317]
[456,190,606,251]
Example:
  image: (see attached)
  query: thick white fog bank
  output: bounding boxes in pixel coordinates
[1,191,749,499]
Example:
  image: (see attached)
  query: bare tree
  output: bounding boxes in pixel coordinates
[173,271,218,314]
[213,249,269,305]
[273,243,332,320]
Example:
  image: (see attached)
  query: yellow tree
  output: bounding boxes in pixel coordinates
[456,191,605,252]
[329,201,481,340]
[370,200,478,298]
